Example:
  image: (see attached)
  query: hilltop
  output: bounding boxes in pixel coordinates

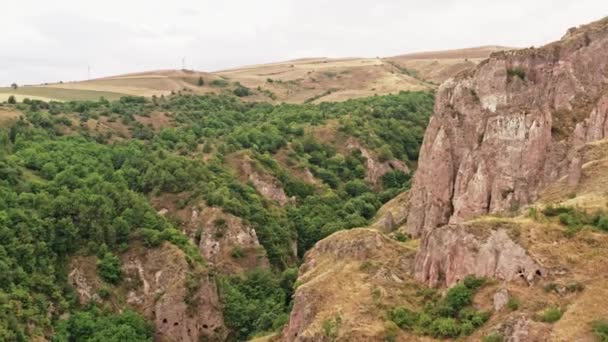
[0,46,510,104]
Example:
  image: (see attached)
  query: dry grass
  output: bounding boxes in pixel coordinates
[15,47,504,103]
[292,228,423,340]
[0,86,126,101]
[0,107,22,127]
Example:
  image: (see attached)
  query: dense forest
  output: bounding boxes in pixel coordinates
[0,91,433,341]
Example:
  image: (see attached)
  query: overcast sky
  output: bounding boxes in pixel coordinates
[1,0,607,86]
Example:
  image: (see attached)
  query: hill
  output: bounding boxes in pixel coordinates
[0,46,510,104]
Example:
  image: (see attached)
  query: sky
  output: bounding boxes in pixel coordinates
[1,0,607,86]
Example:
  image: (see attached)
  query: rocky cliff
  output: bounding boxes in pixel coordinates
[69,242,226,342]
[407,17,608,237]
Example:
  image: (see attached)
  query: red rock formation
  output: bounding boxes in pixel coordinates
[407,17,608,237]
[414,226,542,287]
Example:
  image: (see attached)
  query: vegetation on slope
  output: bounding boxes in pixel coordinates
[0,90,433,340]
[389,276,490,339]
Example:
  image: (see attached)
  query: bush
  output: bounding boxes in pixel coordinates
[538,307,562,323]
[592,320,608,342]
[389,276,489,338]
[507,297,520,311]
[429,317,460,338]
[597,215,608,231]
[210,79,228,87]
[97,252,122,284]
[507,67,526,81]
[377,145,394,162]
[233,85,251,97]
[7,95,16,104]
[219,269,290,340]
[393,231,409,242]
[389,307,417,330]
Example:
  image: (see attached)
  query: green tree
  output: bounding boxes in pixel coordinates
[97,252,122,284]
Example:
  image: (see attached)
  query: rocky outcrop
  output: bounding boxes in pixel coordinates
[407,17,608,237]
[122,244,226,342]
[346,138,410,186]
[415,226,543,287]
[370,190,410,232]
[189,206,270,274]
[70,242,226,342]
[153,194,272,274]
[283,229,417,341]
[238,155,294,206]
[489,315,552,342]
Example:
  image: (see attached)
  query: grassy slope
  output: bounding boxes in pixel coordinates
[0,86,127,101]
[4,47,509,103]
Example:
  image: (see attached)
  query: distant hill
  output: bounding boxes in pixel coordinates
[0,46,512,103]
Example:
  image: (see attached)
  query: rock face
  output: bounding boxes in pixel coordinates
[415,226,543,287]
[407,17,608,237]
[153,194,272,274]
[189,206,270,274]
[70,243,226,342]
[238,155,294,206]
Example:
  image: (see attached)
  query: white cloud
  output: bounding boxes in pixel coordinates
[1,0,607,85]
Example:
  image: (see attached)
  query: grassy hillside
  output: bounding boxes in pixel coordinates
[0,86,127,102]
[2,46,507,104]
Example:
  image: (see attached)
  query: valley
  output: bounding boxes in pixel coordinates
[1,12,608,342]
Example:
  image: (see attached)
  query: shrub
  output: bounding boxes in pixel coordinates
[507,297,520,311]
[483,332,505,342]
[442,283,473,315]
[377,145,394,162]
[393,231,409,242]
[592,320,608,342]
[231,246,245,259]
[97,252,122,284]
[429,317,460,338]
[389,307,417,330]
[233,85,251,97]
[463,275,486,290]
[197,76,204,86]
[507,67,526,81]
[538,307,562,323]
[7,95,16,104]
[210,79,229,87]
[597,215,608,231]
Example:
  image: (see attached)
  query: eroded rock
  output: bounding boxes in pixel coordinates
[70,243,227,342]
[407,17,608,237]
[493,287,510,312]
[415,226,543,287]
